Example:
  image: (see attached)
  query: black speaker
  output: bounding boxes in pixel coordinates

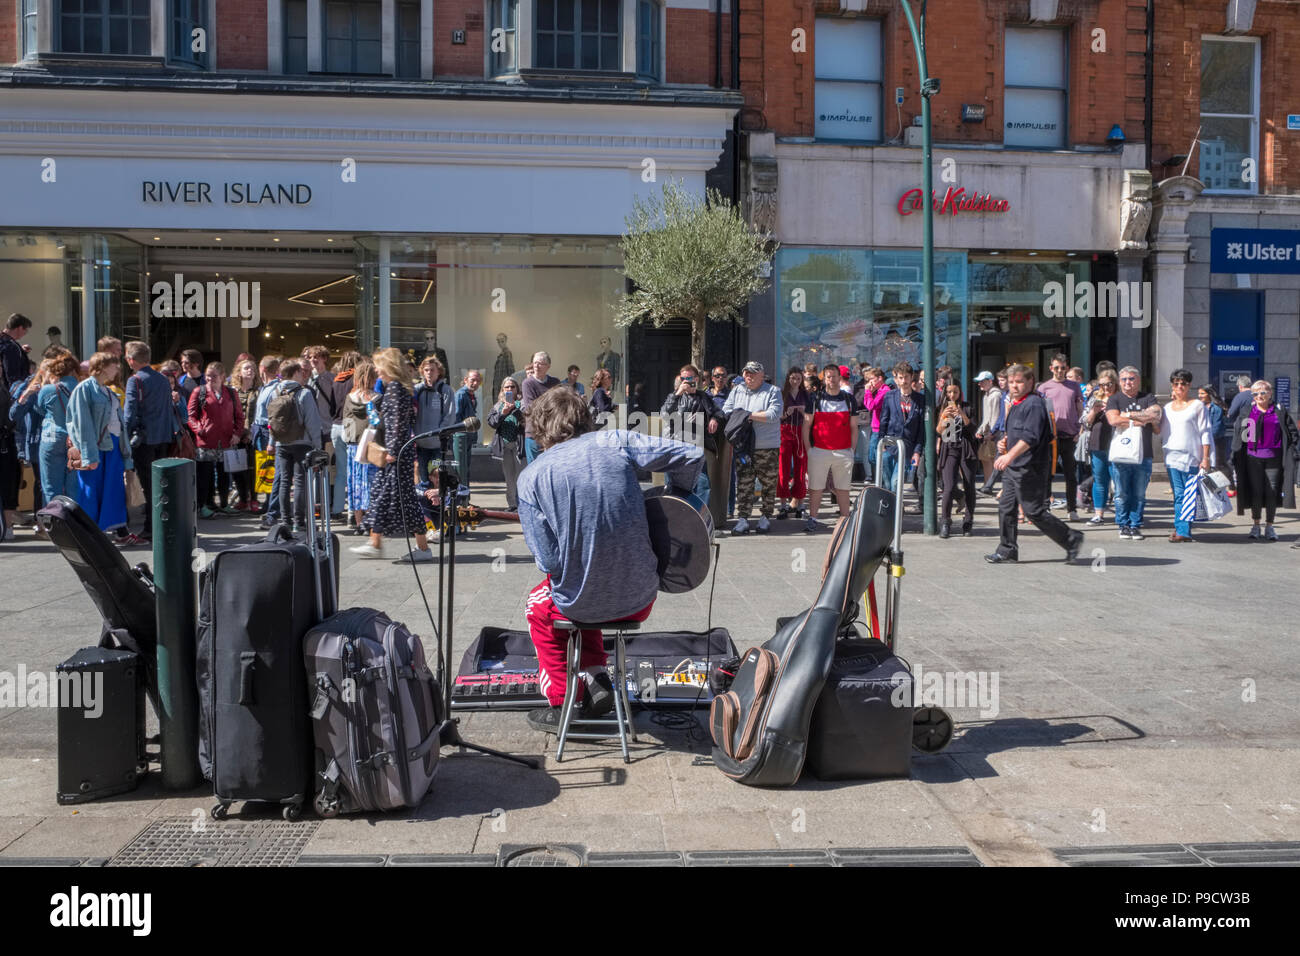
[56,646,146,804]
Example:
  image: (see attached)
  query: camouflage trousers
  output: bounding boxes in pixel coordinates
[736,447,779,519]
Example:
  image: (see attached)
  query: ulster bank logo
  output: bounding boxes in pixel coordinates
[151,273,261,329]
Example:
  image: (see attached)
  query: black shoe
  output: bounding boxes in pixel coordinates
[582,671,615,718]
[983,552,1017,564]
[976,487,996,498]
[961,520,974,537]
[1129,527,1144,541]
[939,522,950,539]
[1065,531,1084,563]
[526,707,563,734]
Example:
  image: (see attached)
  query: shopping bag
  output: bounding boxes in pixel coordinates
[1198,476,1231,521]
[1108,425,1142,465]
[254,450,275,494]
[1178,471,1205,525]
[124,470,146,510]
[222,447,248,473]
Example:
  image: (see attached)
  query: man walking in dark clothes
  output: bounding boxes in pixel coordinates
[984,365,1084,565]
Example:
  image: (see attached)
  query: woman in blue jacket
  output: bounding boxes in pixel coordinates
[67,351,133,533]
[31,348,81,507]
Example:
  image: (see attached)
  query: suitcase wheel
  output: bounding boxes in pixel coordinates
[912,707,954,754]
[283,803,302,822]
[314,794,340,818]
[211,802,230,820]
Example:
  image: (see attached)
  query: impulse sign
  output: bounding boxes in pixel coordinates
[898,185,1010,216]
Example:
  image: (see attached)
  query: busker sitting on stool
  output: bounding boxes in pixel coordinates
[517,386,704,733]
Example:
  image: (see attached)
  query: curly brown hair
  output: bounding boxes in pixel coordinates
[529,383,595,451]
[43,347,79,379]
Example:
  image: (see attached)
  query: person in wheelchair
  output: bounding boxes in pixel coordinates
[517,386,703,733]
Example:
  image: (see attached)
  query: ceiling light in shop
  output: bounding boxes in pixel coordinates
[326,238,334,243]
[264,332,271,338]
[152,236,161,241]
[273,237,281,243]
[214,237,222,242]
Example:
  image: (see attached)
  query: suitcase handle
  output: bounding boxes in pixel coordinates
[264,524,295,544]
[239,652,256,705]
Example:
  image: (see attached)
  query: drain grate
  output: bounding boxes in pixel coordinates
[499,844,586,867]
[108,819,320,867]
[1054,844,1205,867]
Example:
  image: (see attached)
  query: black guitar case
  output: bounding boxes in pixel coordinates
[709,483,895,787]
[38,495,160,708]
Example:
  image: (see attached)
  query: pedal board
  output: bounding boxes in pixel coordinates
[451,672,547,710]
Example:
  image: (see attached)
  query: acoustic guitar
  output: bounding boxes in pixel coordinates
[441,486,714,594]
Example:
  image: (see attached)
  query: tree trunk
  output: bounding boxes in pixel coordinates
[690,313,707,372]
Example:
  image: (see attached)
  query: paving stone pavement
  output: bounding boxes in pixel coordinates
[1,474,1297,866]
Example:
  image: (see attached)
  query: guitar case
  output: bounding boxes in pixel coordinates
[709,483,895,787]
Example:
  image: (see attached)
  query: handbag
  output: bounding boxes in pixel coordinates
[222,447,248,473]
[124,470,146,510]
[168,402,196,460]
[1108,424,1143,465]
[365,440,390,468]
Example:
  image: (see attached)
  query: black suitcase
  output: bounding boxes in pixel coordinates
[805,637,914,781]
[196,459,336,820]
[57,646,147,804]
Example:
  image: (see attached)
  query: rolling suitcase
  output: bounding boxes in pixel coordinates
[197,453,337,820]
[56,646,147,804]
[304,608,442,816]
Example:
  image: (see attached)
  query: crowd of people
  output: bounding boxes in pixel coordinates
[2,308,1297,560]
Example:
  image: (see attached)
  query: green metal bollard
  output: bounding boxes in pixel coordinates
[153,458,203,789]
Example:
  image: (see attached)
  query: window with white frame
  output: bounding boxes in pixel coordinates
[172,0,208,67]
[58,0,152,56]
[21,0,39,57]
[1199,37,1259,193]
[489,0,518,76]
[536,0,621,72]
[814,18,883,142]
[637,0,660,81]
[1004,27,1067,149]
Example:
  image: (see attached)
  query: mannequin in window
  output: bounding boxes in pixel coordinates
[422,329,449,384]
[492,332,514,400]
[595,337,621,394]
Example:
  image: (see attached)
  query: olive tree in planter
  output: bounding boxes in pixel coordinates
[615,180,775,372]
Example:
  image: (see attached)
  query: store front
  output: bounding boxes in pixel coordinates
[0,86,736,392]
[752,135,1139,388]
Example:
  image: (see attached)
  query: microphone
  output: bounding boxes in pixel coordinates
[412,417,480,441]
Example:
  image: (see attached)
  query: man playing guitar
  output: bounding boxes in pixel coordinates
[518,386,704,732]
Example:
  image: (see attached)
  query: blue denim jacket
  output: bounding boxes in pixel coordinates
[36,376,79,443]
[124,365,179,446]
[68,378,133,470]
[9,377,43,460]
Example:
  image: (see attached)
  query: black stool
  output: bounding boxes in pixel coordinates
[552,618,640,763]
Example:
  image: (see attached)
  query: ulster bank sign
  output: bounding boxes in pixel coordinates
[1210,228,1300,275]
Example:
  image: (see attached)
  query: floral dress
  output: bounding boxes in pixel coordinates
[360,380,425,535]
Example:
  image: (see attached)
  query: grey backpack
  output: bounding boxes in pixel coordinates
[304,608,442,816]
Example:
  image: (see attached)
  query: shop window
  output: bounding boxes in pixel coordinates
[396,1,421,78]
[1004,27,1067,149]
[1199,37,1258,193]
[814,17,883,142]
[489,0,518,76]
[21,0,38,58]
[58,0,152,56]
[284,0,309,74]
[637,0,661,81]
[536,0,621,72]
[325,0,383,74]
[171,0,208,67]
[774,248,968,385]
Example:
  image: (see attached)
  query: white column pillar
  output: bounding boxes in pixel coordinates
[206,0,219,69]
[1149,176,1205,389]
[36,0,54,54]
[381,0,396,75]
[151,0,167,58]
[81,248,96,360]
[307,0,323,72]
[378,238,392,347]
[267,0,283,72]
[421,0,433,78]
[621,0,636,72]
[517,0,533,70]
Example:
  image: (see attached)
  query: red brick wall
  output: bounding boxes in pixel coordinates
[741,0,1147,147]
[0,0,18,65]
[666,10,732,86]
[435,0,485,79]
[1152,0,1300,193]
[218,0,268,71]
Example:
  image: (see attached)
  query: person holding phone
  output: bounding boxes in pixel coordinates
[488,380,526,511]
[936,382,979,538]
[660,363,720,502]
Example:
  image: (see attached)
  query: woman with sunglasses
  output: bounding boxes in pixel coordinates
[1231,380,1299,542]
[1082,369,1118,525]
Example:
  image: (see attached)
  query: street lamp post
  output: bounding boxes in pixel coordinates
[898,0,938,536]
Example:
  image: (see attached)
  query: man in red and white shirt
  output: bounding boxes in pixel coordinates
[802,363,858,532]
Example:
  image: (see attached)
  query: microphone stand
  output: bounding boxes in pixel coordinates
[410,433,537,770]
